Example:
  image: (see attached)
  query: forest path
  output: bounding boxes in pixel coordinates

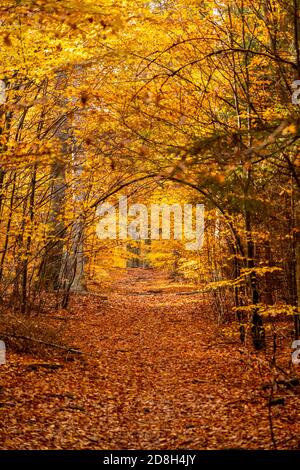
[0,269,293,449]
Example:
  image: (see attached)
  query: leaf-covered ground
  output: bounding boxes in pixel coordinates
[1,269,299,449]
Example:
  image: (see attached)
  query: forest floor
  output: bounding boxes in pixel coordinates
[1,269,300,450]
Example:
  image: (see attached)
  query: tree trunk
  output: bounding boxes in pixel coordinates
[39,73,69,291]
[245,210,266,350]
[293,184,300,339]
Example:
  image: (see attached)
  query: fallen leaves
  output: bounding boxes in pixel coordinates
[0,269,299,450]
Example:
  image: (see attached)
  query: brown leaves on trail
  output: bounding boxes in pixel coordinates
[1,269,300,450]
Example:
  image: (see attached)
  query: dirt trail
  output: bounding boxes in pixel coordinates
[1,269,298,449]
